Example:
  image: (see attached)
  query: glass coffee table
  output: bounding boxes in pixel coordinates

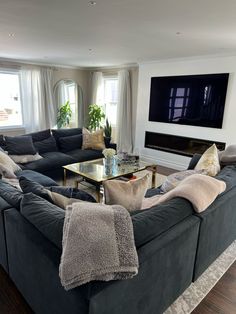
[63,158,157,202]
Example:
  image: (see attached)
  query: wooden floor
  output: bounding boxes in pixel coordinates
[0,261,235,313]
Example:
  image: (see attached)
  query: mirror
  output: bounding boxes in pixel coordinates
[54,79,84,128]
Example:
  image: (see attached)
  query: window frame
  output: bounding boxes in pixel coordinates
[103,75,118,127]
[0,68,24,130]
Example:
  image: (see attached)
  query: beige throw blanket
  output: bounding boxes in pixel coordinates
[59,202,138,290]
[142,174,226,213]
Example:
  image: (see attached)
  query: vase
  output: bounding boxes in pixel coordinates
[104,157,114,174]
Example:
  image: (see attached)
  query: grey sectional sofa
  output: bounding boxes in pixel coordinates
[0,128,116,181]
[0,160,236,314]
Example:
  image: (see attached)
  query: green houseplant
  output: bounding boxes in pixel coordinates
[88,104,105,131]
[104,118,112,138]
[57,101,72,129]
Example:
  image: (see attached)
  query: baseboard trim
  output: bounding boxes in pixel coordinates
[141,154,187,170]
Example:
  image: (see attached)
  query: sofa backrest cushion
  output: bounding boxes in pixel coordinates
[0,135,6,150]
[48,186,96,203]
[18,170,58,187]
[132,197,193,248]
[58,134,83,152]
[52,128,82,143]
[187,153,202,170]
[19,176,96,204]
[0,180,23,209]
[5,136,37,155]
[20,193,65,249]
[24,129,51,142]
[33,136,58,154]
[19,177,53,202]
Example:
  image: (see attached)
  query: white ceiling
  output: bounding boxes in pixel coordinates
[1,0,236,68]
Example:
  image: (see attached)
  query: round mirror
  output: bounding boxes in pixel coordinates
[54,79,84,128]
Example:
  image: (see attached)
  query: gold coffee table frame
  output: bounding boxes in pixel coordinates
[63,158,157,202]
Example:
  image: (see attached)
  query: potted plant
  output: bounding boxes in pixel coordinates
[57,101,72,128]
[104,118,112,145]
[88,104,105,131]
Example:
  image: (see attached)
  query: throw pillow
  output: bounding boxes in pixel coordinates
[47,190,82,209]
[0,164,17,178]
[19,177,96,207]
[9,153,42,164]
[5,136,37,155]
[82,128,105,150]
[219,145,236,165]
[33,136,58,154]
[0,150,21,175]
[19,177,53,202]
[58,134,83,152]
[48,186,96,203]
[20,193,65,249]
[103,174,149,211]
[25,129,51,142]
[194,144,220,176]
[161,169,205,193]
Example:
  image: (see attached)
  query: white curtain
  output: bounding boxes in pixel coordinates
[116,70,133,153]
[90,72,103,105]
[20,67,56,132]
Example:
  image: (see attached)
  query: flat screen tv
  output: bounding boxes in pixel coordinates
[149,73,229,128]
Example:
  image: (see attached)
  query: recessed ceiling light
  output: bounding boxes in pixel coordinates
[8,33,15,37]
[88,1,96,5]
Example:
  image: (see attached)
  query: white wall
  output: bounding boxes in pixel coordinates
[135,55,236,170]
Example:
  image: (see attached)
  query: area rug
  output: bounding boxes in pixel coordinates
[164,240,236,313]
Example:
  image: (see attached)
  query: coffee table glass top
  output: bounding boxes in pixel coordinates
[63,158,153,183]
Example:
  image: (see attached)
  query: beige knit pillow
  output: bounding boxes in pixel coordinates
[82,128,105,150]
[103,174,150,211]
[0,150,21,174]
[47,190,82,209]
[195,144,220,176]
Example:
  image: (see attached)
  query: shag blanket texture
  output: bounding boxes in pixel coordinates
[59,202,139,290]
[142,174,226,213]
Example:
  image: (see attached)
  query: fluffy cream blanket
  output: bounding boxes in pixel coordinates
[142,174,226,213]
[59,202,138,290]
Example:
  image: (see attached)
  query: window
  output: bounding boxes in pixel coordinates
[103,77,118,126]
[0,71,23,128]
[65,81,77,127]
[168,87,190,121]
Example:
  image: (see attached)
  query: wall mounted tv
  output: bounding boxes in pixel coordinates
[149,73,229,128]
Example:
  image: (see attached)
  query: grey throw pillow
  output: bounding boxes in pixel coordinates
[161,170,205,193]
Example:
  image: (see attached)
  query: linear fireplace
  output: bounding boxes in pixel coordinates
[145,132,225,157]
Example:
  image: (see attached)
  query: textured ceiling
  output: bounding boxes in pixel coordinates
[1,0,236,67]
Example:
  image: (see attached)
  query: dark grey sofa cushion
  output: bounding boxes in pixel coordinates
[187,153,202,169]
[21,192,193,251]
[58,134,83,152]
[66,149,103,162]
[52,128,82,143]
[48,186,96,203]
[132,198,194,248]
[19,177,52,202]
[34,136,58,154]
[19,176,96,204]
[21,193,65,249]
[24,129,51,142]
[0,180,23,209]
[5,136,37,155]
[22,152,76,172]
[17,170,58,187]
